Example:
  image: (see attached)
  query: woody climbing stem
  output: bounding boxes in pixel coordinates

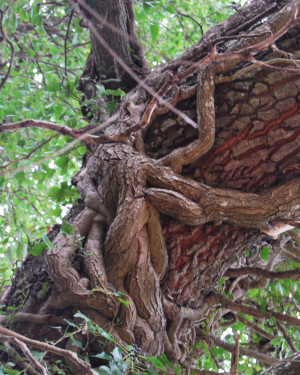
[43,0,300,361]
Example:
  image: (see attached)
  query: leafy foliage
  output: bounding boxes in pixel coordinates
[135,0,239,65]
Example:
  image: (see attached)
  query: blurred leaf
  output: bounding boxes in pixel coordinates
[260,246,270,261]
[29,242,47,256]
[42,234,54,249]
[150,24,159,42]
[61,219,75,236]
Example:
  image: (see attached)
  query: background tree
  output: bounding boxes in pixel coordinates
[0,0,300,374]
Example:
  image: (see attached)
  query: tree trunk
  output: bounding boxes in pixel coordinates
[1,0,300,372]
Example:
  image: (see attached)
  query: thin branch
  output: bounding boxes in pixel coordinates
[225,267,300,280]
[0,326,94,375]
[237,314,276,341]
[197,328,278,365]
[0,134,58,169]
[171,2,204,36]
[0,10,15,89]
[230,331,240,375]
[277,321,297,353]
[216,294,300,326]
[1,339,40,375]
[0,336,47,375]
[0,119,127,144]
[64,9,74,78]
[250,56,300,73]
[216,58,300,83]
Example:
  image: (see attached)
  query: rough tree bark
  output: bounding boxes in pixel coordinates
[1,0,300,373]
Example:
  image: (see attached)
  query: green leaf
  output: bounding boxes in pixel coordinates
[61,219,75,236]
[94,352,113,360]
[35,14,43,27]
[118,298,130,307]
[41,234,55,249]
[106,89,126,97]
[274,281,286,296]
[260,246,270,261]
[70,335,83,349]
[19,8,29,22]
[232,321,245,331]
[55,156,69,170]
[150,24,159,42]
[0,175,4,187]
[100,330,116,342]
[74,311,90,322]
[96,84,107,97]
[97,367,111,374]
[260,300,267,316]
[159,353,175,369]
[14,172,25,183]
[147,357,167,370]
[64,319,79,329]
[112,346,123,361]
[11,14,18,32]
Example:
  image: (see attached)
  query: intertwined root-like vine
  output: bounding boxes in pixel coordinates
[45,142,300,358]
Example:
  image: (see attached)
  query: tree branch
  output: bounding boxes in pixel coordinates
[197,328,278,365]
[0,119,128,144]
[0,326,94,375]
[237,314,276,341]
[230,331,240,375]
[216,294,300,326]
[0,336,47,375]
[225,267,300,280]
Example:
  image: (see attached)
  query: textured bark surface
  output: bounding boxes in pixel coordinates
[2,0,300,372]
